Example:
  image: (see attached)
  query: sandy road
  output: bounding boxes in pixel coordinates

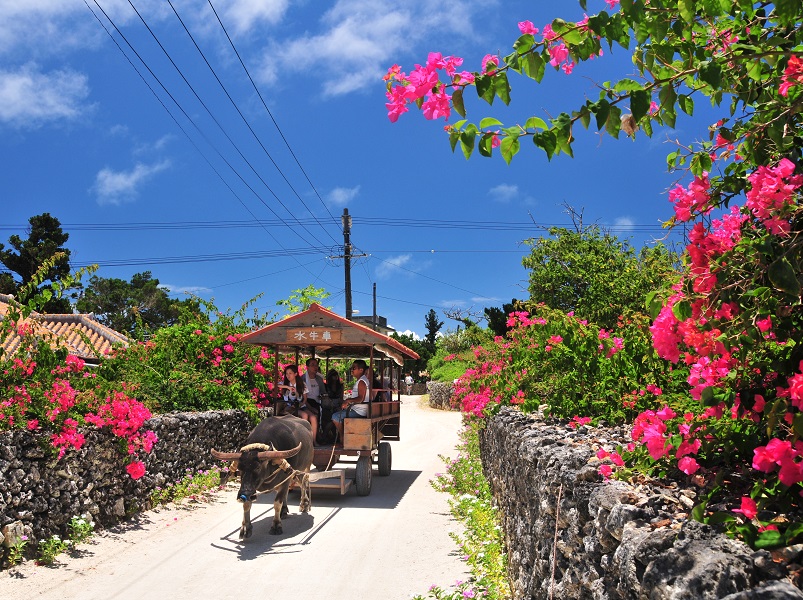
[1,397,467,600]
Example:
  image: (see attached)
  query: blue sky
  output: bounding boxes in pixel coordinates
[1,0,710,337]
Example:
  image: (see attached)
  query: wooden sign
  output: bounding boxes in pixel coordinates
[285,328,342,343]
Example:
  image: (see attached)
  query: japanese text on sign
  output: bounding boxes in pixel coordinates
[286,328,342,343]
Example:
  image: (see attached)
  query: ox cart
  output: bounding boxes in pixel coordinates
[239,303,419,496]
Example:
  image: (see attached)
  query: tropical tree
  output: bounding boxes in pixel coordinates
[484,299,519,337]
[75,272,201,335]
[424,308,444,352]
[522,226,678,328]
[0,213,72,312]
[276,284,331,315]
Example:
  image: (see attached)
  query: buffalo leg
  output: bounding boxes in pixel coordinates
[270,483,290,535]
[299,473,311,513]
[240,501,253,539]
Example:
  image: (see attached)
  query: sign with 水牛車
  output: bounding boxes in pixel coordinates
[285,328,342,343]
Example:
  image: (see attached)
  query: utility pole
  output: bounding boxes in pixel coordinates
[343,208,353,320]
[372,283,377,330]
[331,208,366,321]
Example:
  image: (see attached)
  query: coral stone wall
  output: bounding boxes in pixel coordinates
[0,409,267,557]
[426,381,456,410]
[479,408,803,600]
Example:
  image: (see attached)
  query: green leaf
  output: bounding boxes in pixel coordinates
[630,89,650,122]
[522,53,546,82]
[500,136,520,165]
[448,128,460,153]
[755,529,785,550]
[524,116,548,131]
[594,99,611,131]
[691,152,713,176]
[699,61,722,89]
[678,94,694,116]
[478,133,494,157]
[613,78,644,92]
[513,34,535,54]
[533,130,558,160]
[793,413,803,438]
[768,258,802,296]
[452,88,466,118]
[480,117,504,129]
[678,0,695,23]
[691,501,707,523]
[460,126,477,159]
[672,299,692,321]
[606,105,622,138]
[476,75,495,105]
[494,72,512,105]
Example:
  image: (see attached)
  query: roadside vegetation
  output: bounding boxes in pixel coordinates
[415,420,509,600]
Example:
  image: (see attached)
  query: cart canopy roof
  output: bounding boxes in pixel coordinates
[239,304,419,365]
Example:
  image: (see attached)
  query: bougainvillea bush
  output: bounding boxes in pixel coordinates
[96,298,277,415]
[387,0,803,548]
[0,298,156,480]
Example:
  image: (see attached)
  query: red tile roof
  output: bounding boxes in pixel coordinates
[0,294,128,362]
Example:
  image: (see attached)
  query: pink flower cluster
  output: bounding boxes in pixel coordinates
[745,158,803,235]
[669,173,712,222]
[385,52,471,123]
[753,438,803,486]
[779,55,803,97]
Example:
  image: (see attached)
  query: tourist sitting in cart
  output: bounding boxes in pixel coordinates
[299,357,324,445]
[277,364,306,416]
[331,360,370,445]
[325,368,344,405]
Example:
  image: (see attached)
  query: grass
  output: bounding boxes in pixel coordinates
[150,465,226,507]
[414,419,510,600]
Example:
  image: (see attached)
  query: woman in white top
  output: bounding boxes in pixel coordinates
[277,364,306,415]
[331,359,370,445]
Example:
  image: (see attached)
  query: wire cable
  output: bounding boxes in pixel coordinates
[206,0,340,226]
[165,0,340,246]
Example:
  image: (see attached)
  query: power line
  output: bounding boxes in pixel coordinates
[120,0,328,248]
[165,0,339,246]
[71,246,329,268]
[206,0,339,227]
[86,0,338,291]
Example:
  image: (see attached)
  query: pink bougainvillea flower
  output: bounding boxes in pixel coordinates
[599,464,613,478]
[779,55,803,97]
[678,456,700,475]
[518,20,539,35]
[605,0,620,8]
[126,460,146,480]
[733,496,757,519]
[481,54,499,74]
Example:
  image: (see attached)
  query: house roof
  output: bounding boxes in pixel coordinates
[239,303,419,365]
[0,294,129,362]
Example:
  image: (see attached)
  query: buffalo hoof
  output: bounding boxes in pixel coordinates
[239,524,252,539]
[299,500,310,513]
[269,524,283,535]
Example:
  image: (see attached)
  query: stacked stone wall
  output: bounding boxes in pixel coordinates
[0,409,267,558]
[426,381,457,410]
[480,408,803,600]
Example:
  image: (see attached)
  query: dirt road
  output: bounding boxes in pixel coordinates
[1,398,467,600]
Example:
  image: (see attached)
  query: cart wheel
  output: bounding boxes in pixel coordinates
[377,442,392,476]
[355,455,372,496]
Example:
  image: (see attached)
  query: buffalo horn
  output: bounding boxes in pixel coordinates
[256,442,303,460]
[211,449,242,461]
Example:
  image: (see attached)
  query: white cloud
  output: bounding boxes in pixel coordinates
[259,0,487,96]
[613,217,635,231]
[93,159,171,205]
[489,183,518,203]
[399,329,421,340]
[439,299,466,308]
[327,185,360,207]
[471,296,498,303]
[376,254,412,279]
[0,65,90,128]
[222,0,291,33]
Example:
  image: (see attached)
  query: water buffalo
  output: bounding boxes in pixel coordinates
[211,415,314,538]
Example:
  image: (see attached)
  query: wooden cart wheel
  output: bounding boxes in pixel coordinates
[355,455,372,496]
[377,442,392,476]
